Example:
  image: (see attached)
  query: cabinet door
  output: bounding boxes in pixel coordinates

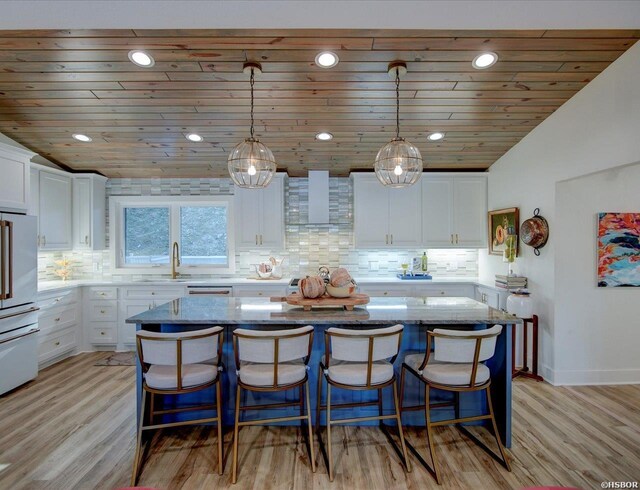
[422,177,454,247]
[388,184,422,247]
[120,301,154,345]
[258,176,285,249]
[39,171,72,250]
[73,177,92,249]
[353,177,390,248]
[235,187,264,248]
[453,177,487,247]
[0,148,30,213]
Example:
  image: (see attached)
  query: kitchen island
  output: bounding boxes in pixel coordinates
[127,296,520,447]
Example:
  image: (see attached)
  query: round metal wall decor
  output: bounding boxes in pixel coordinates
[521,208,549,256]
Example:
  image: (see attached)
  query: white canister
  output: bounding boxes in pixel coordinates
[506,291,533,319]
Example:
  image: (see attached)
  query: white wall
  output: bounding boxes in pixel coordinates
[480,41,640,384]
[555,163,640,384]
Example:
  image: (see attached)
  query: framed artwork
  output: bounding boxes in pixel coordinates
[597,212,640,287]
[488,207,519,256]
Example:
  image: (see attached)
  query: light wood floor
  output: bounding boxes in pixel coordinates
[1,353,639,490]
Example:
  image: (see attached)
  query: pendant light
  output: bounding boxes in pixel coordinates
[373,61,423,187]
[228,62,277,188]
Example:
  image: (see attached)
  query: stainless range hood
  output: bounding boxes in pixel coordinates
[308,170,329,224]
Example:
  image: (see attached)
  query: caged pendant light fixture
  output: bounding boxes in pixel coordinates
[228,62,277,188]
[373,61,423,187]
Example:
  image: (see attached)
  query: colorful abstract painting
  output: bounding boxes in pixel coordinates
[597,213,640,287]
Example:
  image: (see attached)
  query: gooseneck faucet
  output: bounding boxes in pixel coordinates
[171,241,181,279]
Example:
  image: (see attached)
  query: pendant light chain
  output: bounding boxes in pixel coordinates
[395,67,400,140]
[249,67,255,140]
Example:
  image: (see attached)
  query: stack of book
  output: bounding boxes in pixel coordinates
[495,275,527,290]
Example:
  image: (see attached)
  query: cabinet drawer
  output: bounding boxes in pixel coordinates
[89,323,117,344]
[38,304,78,333]
[88,302,118,322]
[358,285,412,297]
[414,285,474,297]
[87,287,117,300]
[38,326,77,363]
[38,288,78,310]
[234,286,287,298]
[121,287,185,300]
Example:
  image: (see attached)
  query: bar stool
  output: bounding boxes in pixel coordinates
[399,325,511,484]
[316,324,410,481]
[231,325,316,484]
[132,326,224,485]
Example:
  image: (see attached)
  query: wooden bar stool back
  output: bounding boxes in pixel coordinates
[231,325,316,484]
[132,326,224,485]
[399,324,511,484]
[316,324,410,481]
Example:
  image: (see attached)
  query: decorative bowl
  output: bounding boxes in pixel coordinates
[326,282,356,298]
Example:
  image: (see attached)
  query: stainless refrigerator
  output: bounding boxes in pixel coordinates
[0,213,39,395]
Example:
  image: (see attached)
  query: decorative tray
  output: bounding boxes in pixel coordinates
[396,273,433,280]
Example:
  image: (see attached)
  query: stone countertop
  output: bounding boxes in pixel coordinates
[126,295,521,326]
[38,276,505,293]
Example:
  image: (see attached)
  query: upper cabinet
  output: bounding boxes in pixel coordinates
[353,174,422,248]
[73,174,107,250]
[0,142,35,213]
[422,175,487,248]
[235,174,285,249]
[33,167,73,251]
[353,173,487,249]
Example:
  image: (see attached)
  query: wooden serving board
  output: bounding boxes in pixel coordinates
[272,292,370,311]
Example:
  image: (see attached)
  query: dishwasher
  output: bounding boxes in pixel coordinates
[186,286,233,296]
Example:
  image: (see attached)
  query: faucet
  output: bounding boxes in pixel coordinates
[171,241,181,279]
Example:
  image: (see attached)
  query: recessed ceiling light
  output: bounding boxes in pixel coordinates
[72,134,92,142]
[186,133,203,142]
[315,131,333,141]
[427,132,445,141]
[128,50,155,67]
[472,52,498,69]
[315,51,339,68]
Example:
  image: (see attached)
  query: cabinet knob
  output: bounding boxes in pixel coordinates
[384,292,388,295]
[55,341,60,346]
[100,292,106,296]
[151,292,155,295]
[440,291,445,295]
[42,235,46,246]
[54,317,61,322]
[100,310,105,314]
[85,235,89,245]
[100,331,105,336]
[390,234,393,244]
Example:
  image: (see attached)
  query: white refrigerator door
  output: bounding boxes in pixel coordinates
[1,213,37,310]
[0,323,39,394]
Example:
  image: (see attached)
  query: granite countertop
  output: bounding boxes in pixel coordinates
[126,295,521,326]
[38,276,504,293]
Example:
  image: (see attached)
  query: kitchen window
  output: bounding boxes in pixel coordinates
[110,196,235,274]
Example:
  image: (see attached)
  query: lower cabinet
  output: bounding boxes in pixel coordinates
[36,288,80,366]
[233,285,287,298]
[118,286,186,348]
[85,287,119,346]
[475,285,507,310]
[357,284,413,297]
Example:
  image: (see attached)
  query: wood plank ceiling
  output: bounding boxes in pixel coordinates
[0,29,637,178]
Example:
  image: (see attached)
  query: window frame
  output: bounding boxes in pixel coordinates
[109,195,235,275]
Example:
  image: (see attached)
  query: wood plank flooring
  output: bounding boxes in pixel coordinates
[0,352,638,489]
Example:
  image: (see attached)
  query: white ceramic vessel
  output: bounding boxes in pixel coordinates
[506,291,533,319]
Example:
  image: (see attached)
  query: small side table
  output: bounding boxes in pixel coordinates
[511,314,543,381]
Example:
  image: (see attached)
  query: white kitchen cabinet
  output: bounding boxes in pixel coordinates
[233,284,287,298]
[357,284,413,297]
[235,174,285,249]
[422,174,486,248]
[119,286,186,348]
[73,174,107,250]
[475,285,500,309]
[413,283,475,298]
[453,177,487,247]
[37,169,72,250]
[0,142,34,213]
[36,288,80,367]
[353,174,422,248]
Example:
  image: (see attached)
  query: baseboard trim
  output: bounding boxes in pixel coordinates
[543,366,640,386]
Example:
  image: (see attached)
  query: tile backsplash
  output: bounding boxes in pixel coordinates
[38,177,479,281]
